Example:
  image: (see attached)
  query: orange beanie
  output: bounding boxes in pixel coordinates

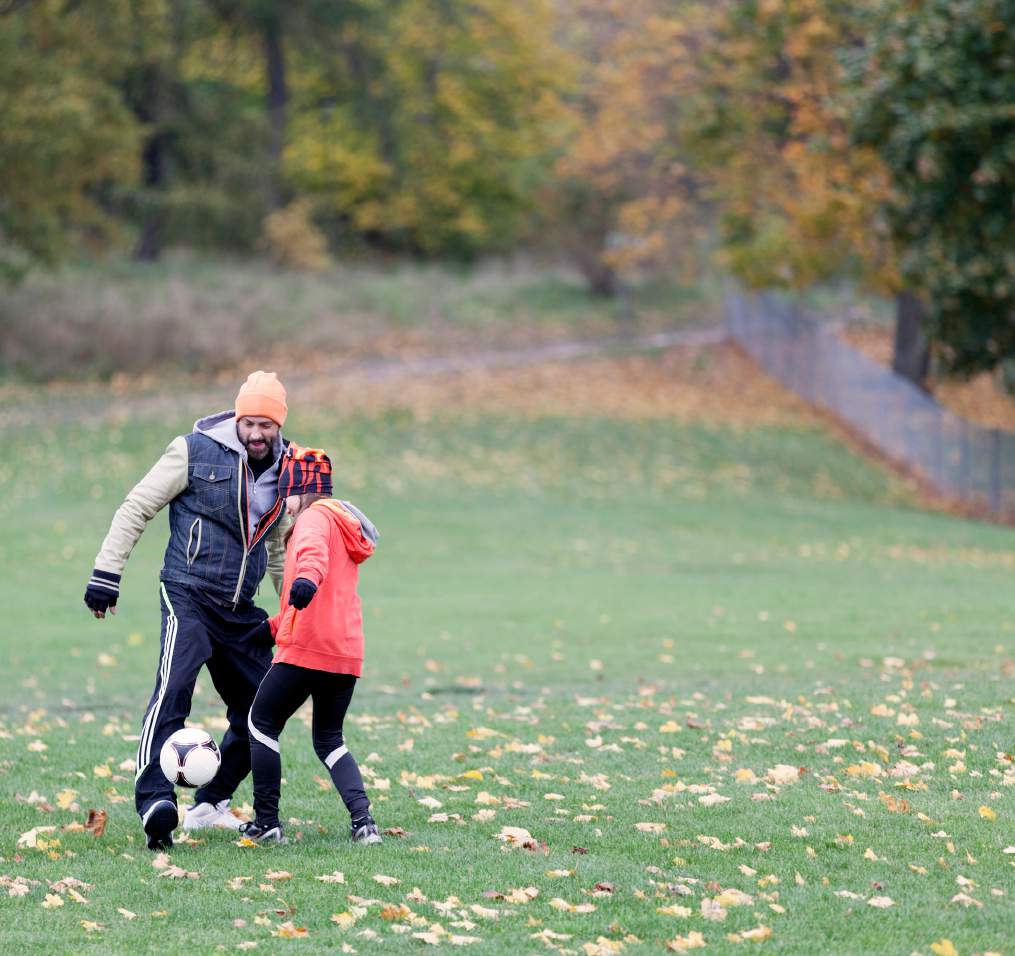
[235,370,288,426]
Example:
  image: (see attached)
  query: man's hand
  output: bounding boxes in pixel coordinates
[288,578,317,610]
[84,569,121,619]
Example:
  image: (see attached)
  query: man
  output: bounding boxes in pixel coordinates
[84,370,292,850]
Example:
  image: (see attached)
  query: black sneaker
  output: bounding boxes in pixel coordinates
[350,817,382,846]
[142,799,178,851]
[239,820,286,844]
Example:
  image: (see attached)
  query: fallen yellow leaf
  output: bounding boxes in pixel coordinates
[665,932,706,952]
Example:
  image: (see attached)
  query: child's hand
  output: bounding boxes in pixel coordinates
[288,578,318,610]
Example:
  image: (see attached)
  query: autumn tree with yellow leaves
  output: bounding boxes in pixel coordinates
[552,0,712,296]
[680,0,925,382]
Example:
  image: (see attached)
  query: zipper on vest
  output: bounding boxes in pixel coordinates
[232,456,284,609]
[186,518,202,567]
[231,464,250,608]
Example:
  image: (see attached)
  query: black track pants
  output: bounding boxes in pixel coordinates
[134,582,272,817]
[248,661,370,829]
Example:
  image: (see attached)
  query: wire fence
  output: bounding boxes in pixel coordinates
[725,290,1015,520]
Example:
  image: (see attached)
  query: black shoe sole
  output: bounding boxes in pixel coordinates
[147,833,174,851]
[144,802,178,851]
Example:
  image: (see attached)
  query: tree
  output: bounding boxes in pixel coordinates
[0,1,139,279]
[284,0,569,258]
[124,0,274,257]
[551,0,708,296]
[849,0,1015,381]
[683,0,938,387]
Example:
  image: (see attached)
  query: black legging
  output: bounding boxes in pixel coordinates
[248,661,370,829]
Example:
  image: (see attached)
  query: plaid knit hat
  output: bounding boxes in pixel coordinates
[278,445,333,498]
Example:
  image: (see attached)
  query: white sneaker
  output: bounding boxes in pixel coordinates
[183,799,243,832]
[351,819,382,845]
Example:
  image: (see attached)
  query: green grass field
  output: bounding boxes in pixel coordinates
[1,369,1013,955]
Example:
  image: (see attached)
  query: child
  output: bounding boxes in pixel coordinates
[240,445,381,845]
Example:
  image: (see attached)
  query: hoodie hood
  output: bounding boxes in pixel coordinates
[312,499,376,564]
[194,410,283,461]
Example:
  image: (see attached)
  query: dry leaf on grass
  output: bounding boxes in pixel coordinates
[17,826,57,849]
[81,809,108,838]
[657,905,692,918]
[766,765,803,785]
[549,897,596,914]
[582,938,625,956]
[665,932,706,952]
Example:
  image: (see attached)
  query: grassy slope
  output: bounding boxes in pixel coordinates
[0,398,1013,955]
[0,257,719,382]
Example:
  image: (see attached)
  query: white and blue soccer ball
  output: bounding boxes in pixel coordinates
[159,728,221,788]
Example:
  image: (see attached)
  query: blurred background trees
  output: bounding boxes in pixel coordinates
[0,0,1011,386]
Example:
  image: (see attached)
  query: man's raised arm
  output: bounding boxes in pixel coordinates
[84,436,189,618]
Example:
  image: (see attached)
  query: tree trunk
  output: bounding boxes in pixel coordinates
[133,141,166,261]
[892,290,929,390]
[262,12,287,211]
[579,255,618,298]
[131,65,168,262]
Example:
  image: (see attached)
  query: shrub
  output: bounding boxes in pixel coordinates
[261,201,330,272]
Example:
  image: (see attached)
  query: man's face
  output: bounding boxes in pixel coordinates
[236,416,280,461]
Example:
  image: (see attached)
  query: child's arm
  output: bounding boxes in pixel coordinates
[287,507,332,608]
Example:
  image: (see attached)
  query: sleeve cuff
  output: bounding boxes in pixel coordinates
[89,568,121,594]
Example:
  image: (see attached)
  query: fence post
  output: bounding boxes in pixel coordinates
[989,428,1002,515]
[959,420,971,499]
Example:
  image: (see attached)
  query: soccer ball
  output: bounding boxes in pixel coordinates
[159,728,221,788]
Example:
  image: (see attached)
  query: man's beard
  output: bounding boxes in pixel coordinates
[244,437,271,460]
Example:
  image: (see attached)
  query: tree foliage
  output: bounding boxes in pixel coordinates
[1,0,1012,393]
[283,0,569,257]
[551,0,709,296]
[0,1,139,279]
[684,0,896,293]
[849,0,1015,378]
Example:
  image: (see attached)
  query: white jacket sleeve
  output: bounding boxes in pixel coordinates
[265,511,292,596]
[93,436,189,576]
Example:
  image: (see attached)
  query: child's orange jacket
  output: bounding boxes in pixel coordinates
[268,500,374,675]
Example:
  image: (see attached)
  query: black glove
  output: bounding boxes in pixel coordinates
[84,569,121,617]
[288,577,317,610]
[243,619,274,648]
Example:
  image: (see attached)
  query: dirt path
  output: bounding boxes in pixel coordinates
[9,326,726,428]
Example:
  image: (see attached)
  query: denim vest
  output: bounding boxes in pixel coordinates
[159,432,284,606]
